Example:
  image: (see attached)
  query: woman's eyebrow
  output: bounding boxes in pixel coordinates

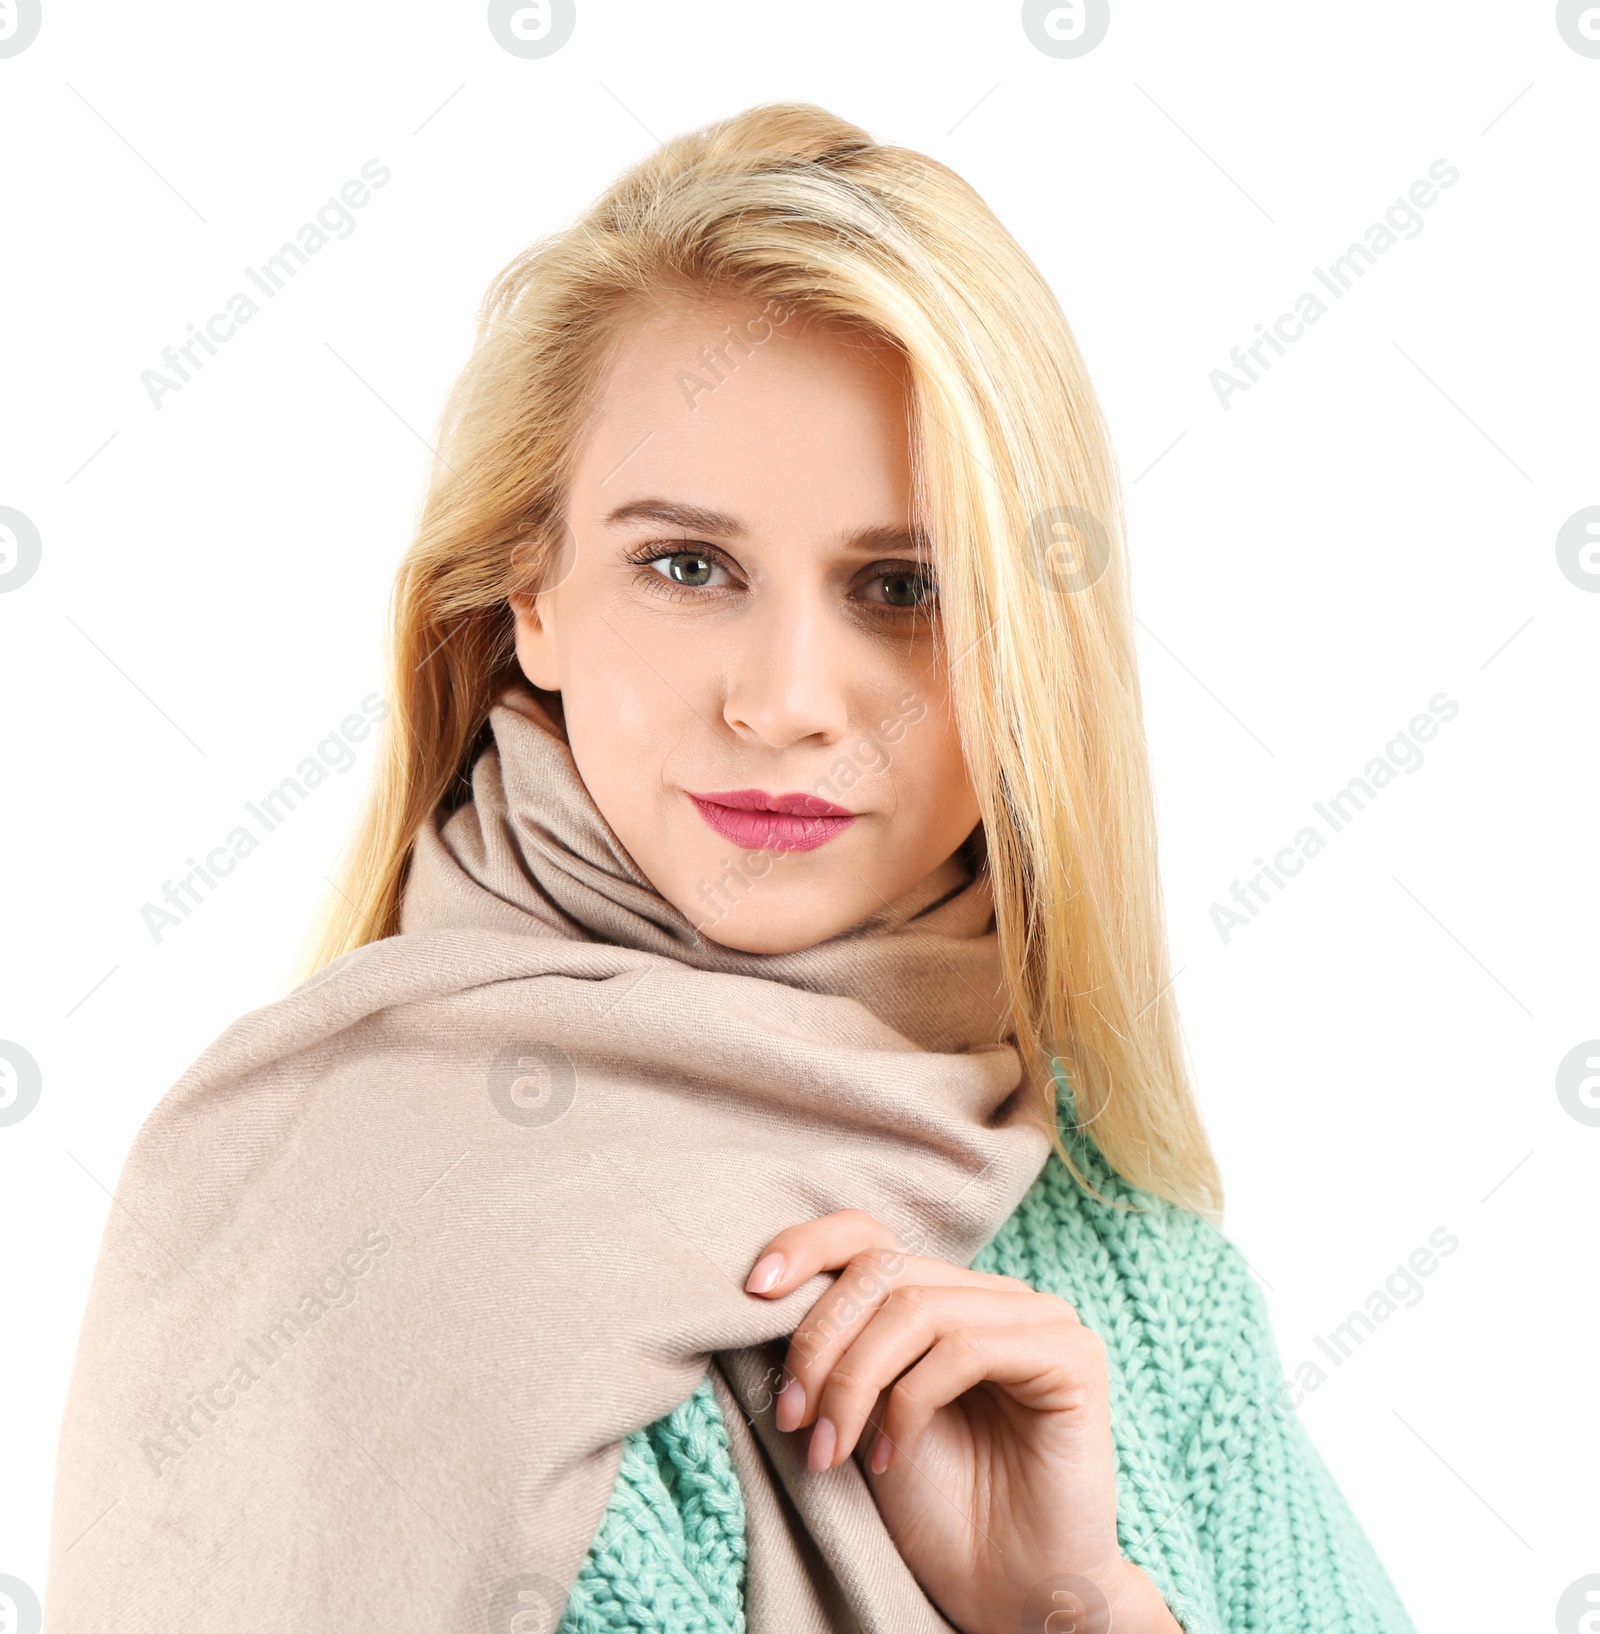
[846,523,926,557]
[603,500,926,557]
[603,498,745,536]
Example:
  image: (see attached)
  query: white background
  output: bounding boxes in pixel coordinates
[2,3,1596,1628]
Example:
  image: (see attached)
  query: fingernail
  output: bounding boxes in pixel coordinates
[808,1417,836,1472]
[776,1378,805,1431]
[870,1433,891,1474]
[745,1252,785,1294]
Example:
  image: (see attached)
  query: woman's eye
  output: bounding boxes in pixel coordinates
[864,568,934,608]
[650,551,724,588]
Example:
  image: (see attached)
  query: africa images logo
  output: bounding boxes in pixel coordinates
[139,161,392,410]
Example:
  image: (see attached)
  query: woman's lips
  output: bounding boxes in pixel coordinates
[687,788,857,853]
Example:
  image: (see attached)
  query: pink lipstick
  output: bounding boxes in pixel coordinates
[687,788,856,853]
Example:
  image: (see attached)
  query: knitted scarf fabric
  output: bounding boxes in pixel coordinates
[560,1103,1421,1634]
[44,681,1054,1634]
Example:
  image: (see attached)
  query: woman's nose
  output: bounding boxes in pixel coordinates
[720,600,852,751]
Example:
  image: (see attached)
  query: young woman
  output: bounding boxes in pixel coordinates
[46,104,1416,1634]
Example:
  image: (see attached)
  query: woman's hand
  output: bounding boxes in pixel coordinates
[744,1209,1181,1634]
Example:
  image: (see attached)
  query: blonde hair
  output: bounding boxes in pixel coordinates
[299,101,1223,1221]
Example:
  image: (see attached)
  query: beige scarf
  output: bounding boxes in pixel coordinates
[46,681,1053,1633]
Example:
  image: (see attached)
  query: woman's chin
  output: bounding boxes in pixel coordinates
[692,916,832,957]
[686,893,855,957]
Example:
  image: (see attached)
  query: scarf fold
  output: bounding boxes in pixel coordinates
[46,680,1053,1633]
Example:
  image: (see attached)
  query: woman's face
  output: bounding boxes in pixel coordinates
[510,294,981,955]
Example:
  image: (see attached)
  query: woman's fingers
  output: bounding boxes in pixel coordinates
[797,1284,1085,1470]
[742,1209,1078,1463]
[745,1209,1031,1304]
[743,1211,1047,1432]
[744,1208,898,1294]
[789,1249,1033,1382]
[870,1317,1110,1474]
[774,1254,1019,1433]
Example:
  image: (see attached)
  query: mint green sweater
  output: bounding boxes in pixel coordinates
[558,1095,1416,1633]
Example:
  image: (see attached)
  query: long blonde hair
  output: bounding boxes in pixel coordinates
[299,101,1223,1220]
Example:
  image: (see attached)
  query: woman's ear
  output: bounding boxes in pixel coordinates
[510,589,561,690]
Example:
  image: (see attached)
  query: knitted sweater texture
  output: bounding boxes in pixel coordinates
[557,1097,1416,1633]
